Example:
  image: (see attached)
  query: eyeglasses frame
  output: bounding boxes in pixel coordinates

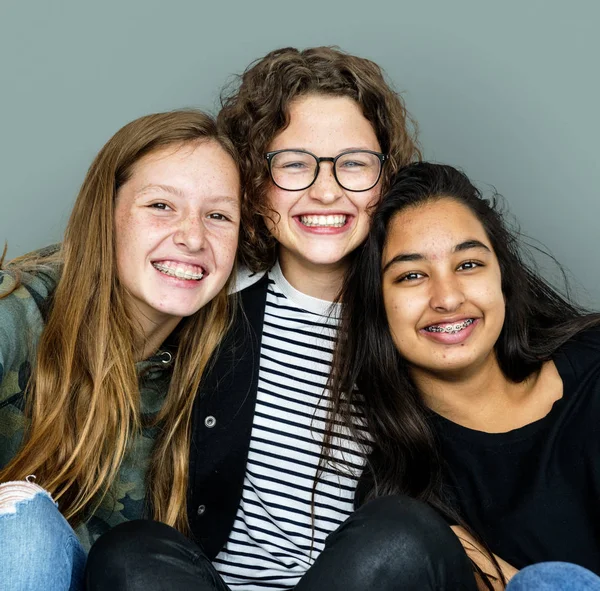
[264,149,388,193]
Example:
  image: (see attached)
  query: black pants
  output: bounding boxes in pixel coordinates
[85,496,477,590]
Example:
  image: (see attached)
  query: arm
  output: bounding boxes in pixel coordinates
[0,269,54,468]
[451,525,518,591]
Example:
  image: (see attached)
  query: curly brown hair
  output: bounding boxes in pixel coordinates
[218,46,422,272]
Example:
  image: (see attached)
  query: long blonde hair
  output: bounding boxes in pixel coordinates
[0,110,238,533]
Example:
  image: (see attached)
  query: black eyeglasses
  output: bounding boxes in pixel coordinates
[265,149,387,192]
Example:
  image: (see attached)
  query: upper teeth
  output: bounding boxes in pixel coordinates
[300,215,346,227]
[425,319,474,333]
[152,261,204,280]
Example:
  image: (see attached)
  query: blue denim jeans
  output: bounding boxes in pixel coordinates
[507,562,600,590]
[0,481,86,591]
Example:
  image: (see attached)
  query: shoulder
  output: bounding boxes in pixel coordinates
[229,266,267,295]
[0,263,58,300]
[0,265,60,463]
[0,264,60,381]
[553,325,600,383]
[0,264,59,325]
[557,325,600,357]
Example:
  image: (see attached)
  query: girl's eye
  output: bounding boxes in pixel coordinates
[397,272,425,283]
[339,160,365,169]
[149,202,171,211]
[457,261,481,271]
[280,161,309,170]
[207,213,230,221]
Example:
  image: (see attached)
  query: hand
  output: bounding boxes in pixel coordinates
[451,525,519,591]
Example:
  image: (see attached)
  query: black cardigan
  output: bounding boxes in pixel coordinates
[186,274,371,559]
[187,274,269,558]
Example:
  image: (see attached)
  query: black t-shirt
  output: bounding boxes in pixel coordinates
[431,328,600,574]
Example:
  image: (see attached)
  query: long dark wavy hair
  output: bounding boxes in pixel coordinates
[217,46,421,272]
[328,162,600,587]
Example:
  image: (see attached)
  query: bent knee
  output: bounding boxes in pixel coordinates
[0,479,63,540]
[356,496,456,545]
[321,496,474,589]
[0,480,84,586]
[87,520,185,568]
[0,478,53,515]
[508,562,600,590]
[350,496,466,567]
[86,519,201,587]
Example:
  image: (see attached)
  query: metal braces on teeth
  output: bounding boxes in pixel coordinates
[426,319,474,334]
[153,263,204,280]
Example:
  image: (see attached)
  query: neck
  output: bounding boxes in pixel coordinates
[278,253,347,301]
[414,354,540,432]
[131,310,181,362]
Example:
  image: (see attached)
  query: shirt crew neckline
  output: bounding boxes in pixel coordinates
[431,351,573,447]
[269,260,342,320]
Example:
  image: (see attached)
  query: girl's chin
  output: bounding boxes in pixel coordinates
[282,249,357,270]
[141,296,211,323]
[410,353,498,382]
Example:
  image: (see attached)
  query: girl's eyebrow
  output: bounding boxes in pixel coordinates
[202,195,240,205]
[137,183,185,198]
[383,252,424,274]
[136,185,239,206]
[382,239,491,274]
[453,239,491,254]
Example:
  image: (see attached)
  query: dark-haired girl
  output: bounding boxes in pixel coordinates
[331,161,600,589]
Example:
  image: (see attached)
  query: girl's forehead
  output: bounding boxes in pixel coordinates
[384,200,491,257]
[269,95,379,152]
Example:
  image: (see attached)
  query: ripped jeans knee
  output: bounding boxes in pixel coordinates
[0,476,55,514]
[0,477,86,591]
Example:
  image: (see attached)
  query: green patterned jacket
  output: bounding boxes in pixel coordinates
[0,264,174,551]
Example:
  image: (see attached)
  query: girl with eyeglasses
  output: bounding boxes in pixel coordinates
[328,162,600,590]
[85,48,489,590]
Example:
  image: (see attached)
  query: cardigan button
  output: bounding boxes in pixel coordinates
[204,416,217,428]
[197,504,206,516]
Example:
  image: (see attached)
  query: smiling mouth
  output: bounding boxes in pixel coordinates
[299,214,347,228]
[152,261,205,281]
[424,319,475,334]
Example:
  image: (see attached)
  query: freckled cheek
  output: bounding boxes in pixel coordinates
[266,190,291,222]
[352,216,372,241]
[211,230,239,266]
[114,213,139,271]
[115,214,169,271]
[357,188,381,214]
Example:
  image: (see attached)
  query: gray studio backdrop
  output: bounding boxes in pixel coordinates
[1,0,598,306]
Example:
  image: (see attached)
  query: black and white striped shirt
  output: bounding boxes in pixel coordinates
[214,263,366,590]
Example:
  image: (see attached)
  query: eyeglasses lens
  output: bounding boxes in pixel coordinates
[270,151,316,191]
[270,151,381,191]
[335,152,381,191]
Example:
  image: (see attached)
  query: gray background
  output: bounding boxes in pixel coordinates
[1,0,598,306]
